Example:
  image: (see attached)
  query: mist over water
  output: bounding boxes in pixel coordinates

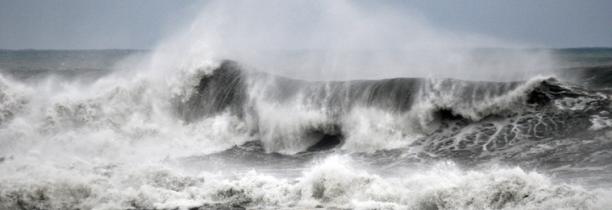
[152,0,558,81]
[2,1,612,210]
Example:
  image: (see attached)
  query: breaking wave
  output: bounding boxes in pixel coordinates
[176,60,610,155]
[1,55,612,209]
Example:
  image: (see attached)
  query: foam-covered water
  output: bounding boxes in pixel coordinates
[1,48,612,209]
[4,155,612,210]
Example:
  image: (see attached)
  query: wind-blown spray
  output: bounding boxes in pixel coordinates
[1,1,611,209]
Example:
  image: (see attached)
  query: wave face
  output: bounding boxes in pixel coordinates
[179,60,611,156]
[1,49,612,209]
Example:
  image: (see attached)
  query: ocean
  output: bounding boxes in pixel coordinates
[1,48,612,209]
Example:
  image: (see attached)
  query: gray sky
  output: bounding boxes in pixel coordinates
[0,0,610,49]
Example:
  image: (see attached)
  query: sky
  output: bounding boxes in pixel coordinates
[0,0,611,49]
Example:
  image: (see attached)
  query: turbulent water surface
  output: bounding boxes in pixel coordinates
[1,49,612,209]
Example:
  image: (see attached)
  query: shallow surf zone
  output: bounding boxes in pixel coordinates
[1,155,611,210]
